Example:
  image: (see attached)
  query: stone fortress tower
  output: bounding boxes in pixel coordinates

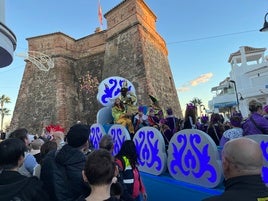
[10,0,182,133]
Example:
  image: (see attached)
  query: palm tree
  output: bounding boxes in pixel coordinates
[0,108,10,131]
[0,95,11,131]
[190,97,203,117]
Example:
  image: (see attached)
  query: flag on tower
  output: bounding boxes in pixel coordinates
[98,0,103,26]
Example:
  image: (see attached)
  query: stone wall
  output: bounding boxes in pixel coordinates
[10,0,182,134]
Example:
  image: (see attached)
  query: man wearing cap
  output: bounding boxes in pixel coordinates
[40,124,90,201]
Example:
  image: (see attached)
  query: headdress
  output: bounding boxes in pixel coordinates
[186,103,196,110]
[45,124,65,141]
[149,95,158,103]
[201,115,209,123]
[45,124,65,133]
[166,107,173,115]
[121,80,128,92]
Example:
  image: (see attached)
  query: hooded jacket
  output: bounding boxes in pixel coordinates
[0,170,49,201]
[40,144,89,201]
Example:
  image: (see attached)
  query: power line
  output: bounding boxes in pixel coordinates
[167,29,258,45]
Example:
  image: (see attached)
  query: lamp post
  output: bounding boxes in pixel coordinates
[260,12,268,32]
[238,92,244,100]
[229,80,239,110]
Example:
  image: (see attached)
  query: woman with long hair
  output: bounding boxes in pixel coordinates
[115,140,147,201]
[206,113,225,146]
[181,103,198,130]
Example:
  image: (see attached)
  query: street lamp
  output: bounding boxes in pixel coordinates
[229,80,239,110]
[260,12,268,32]
[238,92,244,100]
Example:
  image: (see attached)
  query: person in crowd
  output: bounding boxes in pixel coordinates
[30,138,45,164]
[158,118,173,146]
[119,81,138,120]
[0,138,49,201]
[112,97,135,135]
[40,141,57,161]
[263,104,268,120]
[219,115,243,147]
[51,130,65,149]
[99,134,114,154]
[110,182,124,200]
[198,114,209,133]
[133,106,149,132]
[242,99,268,135]
[43,124,65,145]
[33,141,58,178]
[206,113,225,146]
[99,135,135,201]
[77,149,120,201]
[8,128,38,177]
[40,124,90,201]
[181,103,198,129]
[230,107,242,119]
[115,140,147,201]
[147,108,160,129]
[148,95,164,121]
[203,137,268,201]
[165,107,180,134]
[0,131,6,140]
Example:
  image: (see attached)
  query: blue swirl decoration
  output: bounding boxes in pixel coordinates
[261,140,268,161]
[111,127,126,156]
[260,141,268,183]
[101,78,118,104]
[101,78,133,104]
[90,126,103,149]
[170,133,217,182]
[135,130,162,171]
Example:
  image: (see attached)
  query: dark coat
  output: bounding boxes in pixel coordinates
[0,170,49,201]
[203,175,268,201]
[40,144,89,201]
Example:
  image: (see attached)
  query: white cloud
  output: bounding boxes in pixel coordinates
[177,85,190,92]
[190,73,213,86]
[177,73,213,93]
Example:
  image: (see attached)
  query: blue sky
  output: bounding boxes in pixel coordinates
[1,0,268,122]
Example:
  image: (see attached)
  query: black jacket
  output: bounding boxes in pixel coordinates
[203,175,268,201]
[40,144,89,201]
[0,170,49,201]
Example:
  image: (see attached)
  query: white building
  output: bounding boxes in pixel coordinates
[0,0,17,67]
[209,46,268,118]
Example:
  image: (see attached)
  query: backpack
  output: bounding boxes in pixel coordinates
[115,156,135,195]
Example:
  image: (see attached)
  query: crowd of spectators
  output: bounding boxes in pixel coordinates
[0,94,268,200]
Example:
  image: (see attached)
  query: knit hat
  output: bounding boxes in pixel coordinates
[66,124,90,148]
